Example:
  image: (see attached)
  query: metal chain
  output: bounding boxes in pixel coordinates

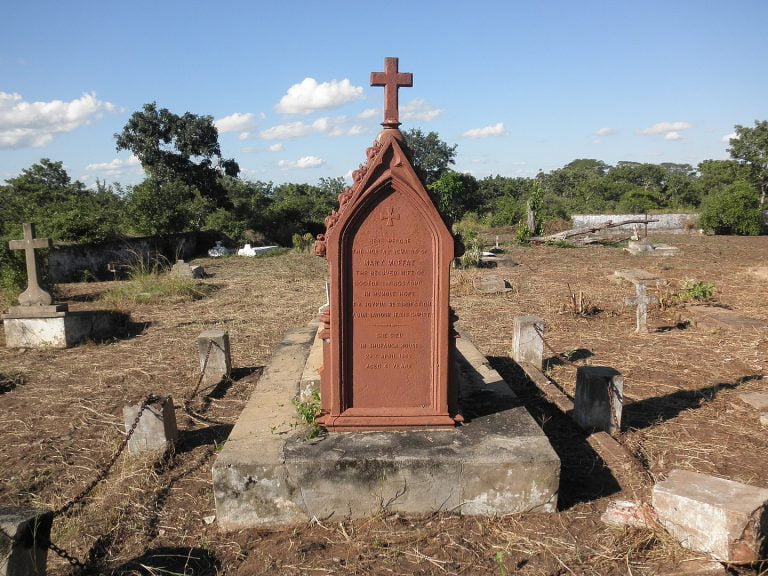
[47,539,87,571]
[0,523,87,573]
[54,394,167,517]
[533,324,580,368]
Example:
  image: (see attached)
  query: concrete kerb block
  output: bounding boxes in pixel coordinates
[574,366,623,435]
[0,507,54,576]
[198,331,231,386]
[123,396,178,454]
[511,316,544,370]
[653,469,768,562]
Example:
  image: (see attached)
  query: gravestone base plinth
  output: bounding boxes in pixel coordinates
[3,305,125,348]
[212,324,560,530]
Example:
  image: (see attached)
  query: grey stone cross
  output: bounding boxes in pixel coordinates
[9,223,53,306]
[624,281,658,334]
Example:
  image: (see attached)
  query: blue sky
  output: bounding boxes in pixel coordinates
[1,0,766,187]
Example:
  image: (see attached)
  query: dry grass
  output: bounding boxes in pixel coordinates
[1,237,767,575]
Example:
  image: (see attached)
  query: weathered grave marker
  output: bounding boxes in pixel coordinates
[3,223,123,348]
[170,259,204,279]
[653,469,768,562]
[123,396,178,453]
[198,331,232,385]
[613,268,660,286]
[0,507,53,576]
[511,316,544,370]
[8,223,53,307]
[473,274,509,294]
[685,305,768,331]
[313,57,458,431]
[574,366,623,434]
[737,391,768,410]
[624,281,657,333]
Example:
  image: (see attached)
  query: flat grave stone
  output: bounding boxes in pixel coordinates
[625,240,682,256]
[748,266,768,281]
[653,469,768,562]
[737,391,768,410]
[613,268,661,285]
[685,305,768,331]
[473,274,511,294]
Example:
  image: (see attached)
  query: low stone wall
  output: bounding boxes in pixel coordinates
[48,231,219,283]
[571,213,698,234]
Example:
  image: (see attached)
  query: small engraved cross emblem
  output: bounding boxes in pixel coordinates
[382,206,400,227]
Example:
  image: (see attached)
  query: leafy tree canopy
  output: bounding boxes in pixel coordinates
[728,120,768,205]
[402,128,457,185]
[115,102,239,207]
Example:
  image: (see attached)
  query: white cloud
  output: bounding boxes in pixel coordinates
[260,116,351,140]
[664,131,684,141]
[401,99,443,122]
[462,122,507,139]
[275,78,364,115]
[0,91,116,149]
[238,132,253,141]
[640,121,692,136]
[85,154,141,177]
[358,108,379,119]
[268,143,284,152]
[278,155,325,169]
[595,127,616,137]
[721,132,738,143]
[215,112,255,133]
[592,139,603,145]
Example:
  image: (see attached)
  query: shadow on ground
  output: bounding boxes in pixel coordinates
[622,374,763,431]
[111,546,221,575]
[489,356,622,509]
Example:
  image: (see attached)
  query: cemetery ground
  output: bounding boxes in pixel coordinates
[1,233,767,576]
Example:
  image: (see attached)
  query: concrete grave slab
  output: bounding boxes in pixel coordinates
[737,392,768,410]
[473,274,511,294]
[212,324,560,530]
[613,269,661,285]
[0,507,53,576]
[684,306,768,331]
[652,469,768,562]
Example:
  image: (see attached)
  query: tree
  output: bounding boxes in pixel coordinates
[728,120,768,205]
[1,159,124,243]
[402,129,457,185]
[127,177,211,236]
[427,170,478,221]
[115,103,239,207]
[699,182,763,235]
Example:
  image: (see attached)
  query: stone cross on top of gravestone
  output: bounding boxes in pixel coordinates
[9,223,53,306]
[370,57,413,128]
[625,281,658,334]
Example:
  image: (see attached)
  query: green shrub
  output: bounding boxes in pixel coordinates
[292,232,315,252]
[699,182,762,235]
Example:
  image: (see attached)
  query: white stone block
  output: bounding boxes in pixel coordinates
[652,469,768,562]
[511,316,543,370]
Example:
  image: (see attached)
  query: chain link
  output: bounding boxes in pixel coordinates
[1,340,227,571]
[54,393,167,517]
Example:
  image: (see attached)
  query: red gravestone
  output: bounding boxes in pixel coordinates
[314,58,460,431]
